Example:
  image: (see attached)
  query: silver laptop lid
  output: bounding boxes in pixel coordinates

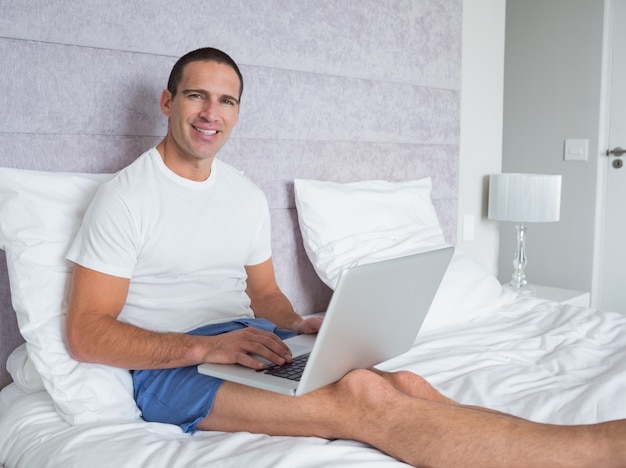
[296,246,454,394]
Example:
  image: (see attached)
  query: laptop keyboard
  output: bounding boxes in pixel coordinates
[260,353,310,381]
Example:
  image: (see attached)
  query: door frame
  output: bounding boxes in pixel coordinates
[592,0,616,308]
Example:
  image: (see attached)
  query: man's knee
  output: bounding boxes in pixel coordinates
[334,368,396,402]
[392,370,447,400]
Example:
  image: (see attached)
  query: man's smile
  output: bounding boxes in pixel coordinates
[192,125,218,136]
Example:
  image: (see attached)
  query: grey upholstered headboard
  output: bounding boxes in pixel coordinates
[0,0,461,389]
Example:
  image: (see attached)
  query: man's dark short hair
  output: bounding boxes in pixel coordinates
[167,47,244,100]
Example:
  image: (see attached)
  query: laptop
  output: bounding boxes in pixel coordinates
[198,246,454,396]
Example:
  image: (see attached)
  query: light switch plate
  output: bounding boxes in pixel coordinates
[462,214,475,242]
[564,139,588,162]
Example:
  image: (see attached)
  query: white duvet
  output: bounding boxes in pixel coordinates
[2,253,626,467]
[2,297,626,467]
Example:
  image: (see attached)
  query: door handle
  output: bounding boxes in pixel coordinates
[607,147,626,157]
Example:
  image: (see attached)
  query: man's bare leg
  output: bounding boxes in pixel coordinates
[199,369,626,467]
[371,368,527,418]
[371,368,458,403]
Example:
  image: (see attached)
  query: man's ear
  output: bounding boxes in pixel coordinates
[160,89,172,117]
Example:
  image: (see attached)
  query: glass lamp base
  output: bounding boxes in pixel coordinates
[507,223,534,295]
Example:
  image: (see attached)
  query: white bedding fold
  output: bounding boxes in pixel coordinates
[2,296,626,468]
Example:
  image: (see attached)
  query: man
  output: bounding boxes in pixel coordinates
[66,47,625,467]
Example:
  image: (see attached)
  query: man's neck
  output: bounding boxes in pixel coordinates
[156,138,213,182]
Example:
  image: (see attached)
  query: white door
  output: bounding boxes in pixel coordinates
[600,0,626,313]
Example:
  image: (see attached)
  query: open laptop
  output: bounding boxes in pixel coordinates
[198,246,454,396]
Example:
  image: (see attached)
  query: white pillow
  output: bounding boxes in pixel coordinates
[0,167,141,424]
[294,178,448,289]
[6,343,44,393]
[420,250,517,331]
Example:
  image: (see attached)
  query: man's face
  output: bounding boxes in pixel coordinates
[160,60,241,169]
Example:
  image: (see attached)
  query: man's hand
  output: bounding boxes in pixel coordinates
[245,259,323,337]
[206,327,293,370]
[293,316,323,335]
[205,317,323,370]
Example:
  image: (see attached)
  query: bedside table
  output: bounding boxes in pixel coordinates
[529,284,590,307]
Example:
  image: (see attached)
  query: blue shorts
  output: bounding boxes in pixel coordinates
[132,318,296,433]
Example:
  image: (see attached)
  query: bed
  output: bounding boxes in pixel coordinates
[1,162,626,468]
[5,2,624,466]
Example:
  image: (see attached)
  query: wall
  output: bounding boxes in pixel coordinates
[501,0,605,291]
[458,0,506,274]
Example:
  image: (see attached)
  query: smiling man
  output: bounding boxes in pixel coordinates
[158,58,241,181]
[65,47,626,467]
[66,46,323,427]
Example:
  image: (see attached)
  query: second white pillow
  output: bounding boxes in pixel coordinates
[294,178,447,289]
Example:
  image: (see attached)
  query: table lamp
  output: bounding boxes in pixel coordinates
[488,173,562,292]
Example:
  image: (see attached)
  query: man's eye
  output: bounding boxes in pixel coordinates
[222,99,235,106]
[189,93,204,100]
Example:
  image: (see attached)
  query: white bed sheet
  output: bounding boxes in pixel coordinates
[2,293,625,468]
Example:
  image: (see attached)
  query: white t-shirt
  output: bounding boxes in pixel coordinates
[67,148,272,333]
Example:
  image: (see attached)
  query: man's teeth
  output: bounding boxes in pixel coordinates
[194,127,217,135]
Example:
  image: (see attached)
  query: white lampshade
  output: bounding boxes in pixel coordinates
[488,173,561,223]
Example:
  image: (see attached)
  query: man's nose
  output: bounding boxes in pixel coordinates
[198,100,218,120]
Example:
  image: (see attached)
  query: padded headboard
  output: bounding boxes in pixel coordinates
[0,1,461,389]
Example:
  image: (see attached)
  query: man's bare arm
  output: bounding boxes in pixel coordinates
[66,264,292,370]
[245,258,323,335]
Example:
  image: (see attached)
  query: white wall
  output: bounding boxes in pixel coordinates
[461,0,607,297]
[501,0,605,292]
[458,0,507,274]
